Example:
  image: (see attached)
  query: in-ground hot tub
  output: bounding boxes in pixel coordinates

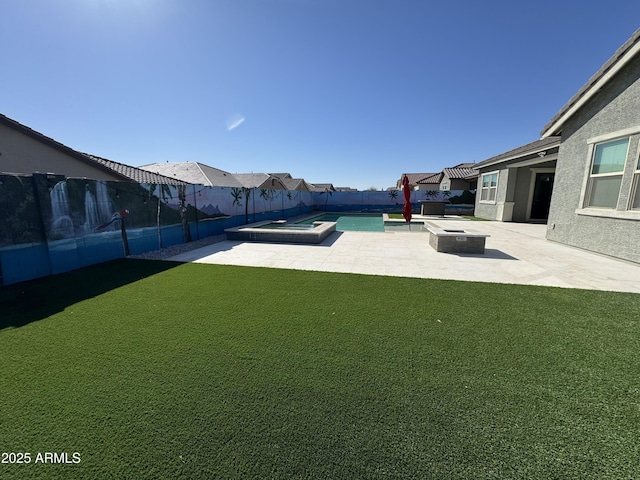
[225,220,337,244]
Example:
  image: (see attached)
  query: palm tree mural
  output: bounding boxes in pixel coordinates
[259,189,280,215]
[148,183,173,248]
[243,187,252,224]
[230,187,254,222]
[319,188,333,211]
[425,190,439,200]
[177,183,192,243]
[231,188,243,207]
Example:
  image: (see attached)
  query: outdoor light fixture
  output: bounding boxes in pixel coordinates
[538,151,547,157]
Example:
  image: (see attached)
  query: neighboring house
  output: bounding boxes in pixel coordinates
[310,183,336,193]
[281,178,314,191]
[270,173,315,191]
[441,163,478,190]
[0,113,181,184]
[396,173,437,190]
[307,182,356,192]
[399,164,477,191]
[539,27,640,264]
[139,162,242,187]
[415,173,442,190]
[233,173,289,190]
[269,172,293,180]
[473,136,561,222]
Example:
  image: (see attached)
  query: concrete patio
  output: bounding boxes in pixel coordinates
[167,220,640,294]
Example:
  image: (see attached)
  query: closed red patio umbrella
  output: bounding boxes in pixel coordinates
[402,175,412,222]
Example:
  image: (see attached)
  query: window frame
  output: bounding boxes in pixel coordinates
[629,152,640,210]
[576,124,640,220]
[583,137,628,209]
[479,171,499,204]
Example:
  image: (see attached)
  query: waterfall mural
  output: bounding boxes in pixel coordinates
[49,180,75,238]
[83,187,100,233]
[96,180,115,225]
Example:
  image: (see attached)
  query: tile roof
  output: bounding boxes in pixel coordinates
[269,173,293,180]
[234,173,289,190]
[0,113,133,181]
[310,183,335,192]
[139,162,242,187]
[474,136,561,169]
[442,167,478,179]
[541,28,640,137]
[0,113,186,184]
[400,173,436,185]
[282,178,314,191]
[416,172,443,184]
[86,155,186,185]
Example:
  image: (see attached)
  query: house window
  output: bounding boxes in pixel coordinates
[441,183,449,191]
[585,138,628,208]
[578,125,640,219]
[480,172,498,202]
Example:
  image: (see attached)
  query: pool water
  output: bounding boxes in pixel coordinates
[298,213,384,232]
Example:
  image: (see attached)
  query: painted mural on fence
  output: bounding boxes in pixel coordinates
[0,174,475,249]
[0,173,313,248]
[0,174,45,246]
[311,188,476,212]
[0,172,474,285]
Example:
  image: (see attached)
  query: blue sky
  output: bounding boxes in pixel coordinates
[2,1,638,190]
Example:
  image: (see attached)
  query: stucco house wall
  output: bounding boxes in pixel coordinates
[475,169,508,220]
[442,177,471,191]
[0,122,122,181]
[475,157,557,222]
[545,52,640,264]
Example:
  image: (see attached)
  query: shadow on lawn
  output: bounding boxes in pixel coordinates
[0,259,182,330]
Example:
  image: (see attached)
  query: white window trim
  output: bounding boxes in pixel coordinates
[627,155,640,211]
[479,170,499,204]
[575,207,640,220]
[587,124,640,144]
[576,127,640,220]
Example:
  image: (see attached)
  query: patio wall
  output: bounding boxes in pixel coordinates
[0,173,474,285]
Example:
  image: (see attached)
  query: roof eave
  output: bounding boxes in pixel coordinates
[541,29,640,138]
[474,140,561,170]
[0,114,132,181]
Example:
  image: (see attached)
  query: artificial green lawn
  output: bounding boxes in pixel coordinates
[1,259,639,479]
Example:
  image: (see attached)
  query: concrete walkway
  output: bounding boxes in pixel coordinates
[168,219,640,294]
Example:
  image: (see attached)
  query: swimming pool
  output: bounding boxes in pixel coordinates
[297,213,385,232]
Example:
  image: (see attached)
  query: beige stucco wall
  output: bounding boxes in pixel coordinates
[0,123,121,180]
